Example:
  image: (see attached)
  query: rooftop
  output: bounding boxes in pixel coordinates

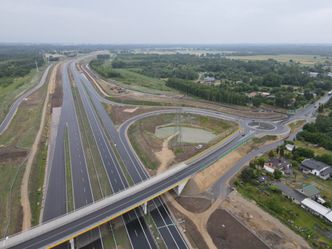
[320,167,332,177]
[299,184,320,197]
[301,159,330,171]
[301,198,332,222]
[274,182,306,202]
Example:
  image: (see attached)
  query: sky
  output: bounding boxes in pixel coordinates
[1,0,332,44]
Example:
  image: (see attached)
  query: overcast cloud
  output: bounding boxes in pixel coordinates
[0,0,332,44]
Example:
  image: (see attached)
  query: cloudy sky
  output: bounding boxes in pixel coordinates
[1,0,332,44]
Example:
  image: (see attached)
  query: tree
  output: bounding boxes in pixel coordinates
[268,150,275,157]
[240,168,256,183]
[293,147,314,159]
[273,169,283,180]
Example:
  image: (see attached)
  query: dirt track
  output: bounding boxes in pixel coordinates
[20,64,56,231]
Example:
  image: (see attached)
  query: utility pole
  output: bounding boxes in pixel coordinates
[174,109,182,146]
[35,60,39,72]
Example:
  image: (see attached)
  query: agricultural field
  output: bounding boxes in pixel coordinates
[226,54,330,65]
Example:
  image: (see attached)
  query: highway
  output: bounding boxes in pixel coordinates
[0,65,51,135]
[74,64,189,249]
[2,127,250,249]
[72,63,158,249]
[42,62,102,249]
[2,55,330,249]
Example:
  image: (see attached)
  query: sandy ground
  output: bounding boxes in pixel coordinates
[166,193,221,249]
[207,209,269,249]
[184,140,255,196]
[20,64,56,230]
[123,107,138,113]
[155,132,178,174]
[222,191,311,249]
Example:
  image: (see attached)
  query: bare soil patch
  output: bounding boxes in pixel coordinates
[175,196,212,213]
[0,147,27,163]
[51,64,63,108]
[207,209,269,249]
[222,191,311,249]
[106,105,161,125]
[155,133,177,174]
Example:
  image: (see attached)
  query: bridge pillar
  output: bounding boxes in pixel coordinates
[175,179,189,196]
[142,202,148,215]
[70,238,75,249]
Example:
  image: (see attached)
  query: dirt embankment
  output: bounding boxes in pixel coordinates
[106,105,161,125]
[175,196,212,213]
[51,64,63,108]
[182,135,279,196]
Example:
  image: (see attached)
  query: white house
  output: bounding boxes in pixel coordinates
[301,198,332,223]
[300,159,331,180]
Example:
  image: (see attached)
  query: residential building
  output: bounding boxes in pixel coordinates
[203,76,215,85]
[300,159,331,180]
[285,144,295,152]
[301,198,332,223]
[274,182,306,204]
[297,184,320,199]
[309,72,319,78]
[263,157,292,175]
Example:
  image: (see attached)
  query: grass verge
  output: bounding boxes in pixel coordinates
[0,82,47,235]
[0,68,45,122]
[64,126,74,212]
[71,85,113,199]
[29,138,48,226]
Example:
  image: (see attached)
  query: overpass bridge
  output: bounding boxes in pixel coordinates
[1,130,252,249]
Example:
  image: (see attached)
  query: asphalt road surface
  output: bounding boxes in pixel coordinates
[43,62,102,249]
[74,65,188,249]
[0,65,51,135]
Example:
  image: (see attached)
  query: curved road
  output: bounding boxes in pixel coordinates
[0,65,51,135]
[1,54,330,249]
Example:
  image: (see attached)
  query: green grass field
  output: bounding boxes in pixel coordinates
[29,136,48,226]
[110,68,172,94]
[72,85,112,199]
[64,126,74,212]
[0,68,44,123]
[0,82,48,236]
